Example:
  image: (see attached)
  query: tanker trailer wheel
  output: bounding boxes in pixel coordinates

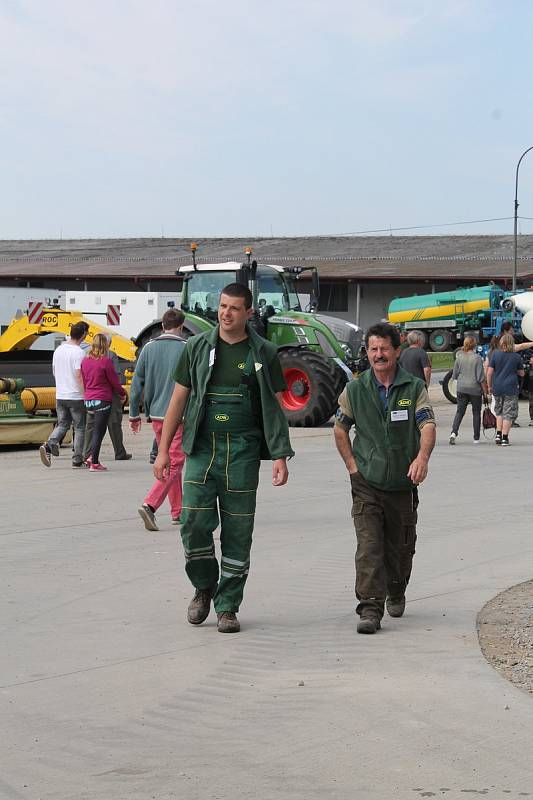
[441,369,458,404]
[429,329,452,352]
[278,348,339,427]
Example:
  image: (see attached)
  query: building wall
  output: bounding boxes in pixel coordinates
[299,279,468,329]
[3,278,181,292]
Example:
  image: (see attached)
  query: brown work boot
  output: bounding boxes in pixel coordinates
[217,612,240,633]
[187,587,214,625]
[386,596,406,618]
[356,616,381,634]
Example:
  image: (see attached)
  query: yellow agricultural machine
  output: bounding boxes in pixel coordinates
[0,377,65,445]
[0,308,136,445]
[0,306,137,360]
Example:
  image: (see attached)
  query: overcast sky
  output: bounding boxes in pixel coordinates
[1,0,533,239]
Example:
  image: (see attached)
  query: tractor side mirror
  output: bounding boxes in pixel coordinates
[260,304,276,319]
[311,269,320,310]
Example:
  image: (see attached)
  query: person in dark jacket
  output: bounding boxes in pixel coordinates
[154,283,294,634]
[334,322,436,635]
[399,331,431,385]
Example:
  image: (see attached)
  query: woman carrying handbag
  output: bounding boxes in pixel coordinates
[449,336,487,445]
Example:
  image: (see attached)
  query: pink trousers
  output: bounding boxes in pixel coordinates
[144,420,185,520]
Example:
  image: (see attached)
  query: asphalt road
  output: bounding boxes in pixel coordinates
[1,389,533,800]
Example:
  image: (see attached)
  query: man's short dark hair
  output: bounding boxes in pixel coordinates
[70,321,89,340]
[162,308,185,330]
[365,322,401,349]
[221,283,253,310]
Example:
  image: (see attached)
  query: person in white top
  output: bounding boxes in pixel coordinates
[39,321,89,468]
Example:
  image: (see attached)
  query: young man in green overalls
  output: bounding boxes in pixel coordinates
[154,283,294,633]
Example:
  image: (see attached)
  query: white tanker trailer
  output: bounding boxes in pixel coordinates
[502,291,533,341]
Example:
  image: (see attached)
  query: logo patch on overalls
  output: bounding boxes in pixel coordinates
[398,398,412,407]
[215,414,229,422]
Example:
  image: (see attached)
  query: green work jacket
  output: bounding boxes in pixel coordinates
[181,324,294,461]
[346,366,423,491]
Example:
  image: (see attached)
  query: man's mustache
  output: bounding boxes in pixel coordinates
[373,357,388,363]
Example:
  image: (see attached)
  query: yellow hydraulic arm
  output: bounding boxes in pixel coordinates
[0,308,137,362]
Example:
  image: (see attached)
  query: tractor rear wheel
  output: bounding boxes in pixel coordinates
[135,320,198,352]
[278,348,341,427]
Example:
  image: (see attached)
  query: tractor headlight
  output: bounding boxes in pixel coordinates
[341,342,354,359]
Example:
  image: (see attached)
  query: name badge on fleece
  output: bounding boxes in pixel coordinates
[391,409,408,422]
[209,348,216,367]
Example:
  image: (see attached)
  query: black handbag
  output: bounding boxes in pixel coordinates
[482,401,496,433]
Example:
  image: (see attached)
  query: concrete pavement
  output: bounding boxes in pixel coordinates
[1,391,533,800]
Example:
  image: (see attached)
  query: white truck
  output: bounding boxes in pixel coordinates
[65,290,181,341]
[0,288,65,349]
[0,288,64,334]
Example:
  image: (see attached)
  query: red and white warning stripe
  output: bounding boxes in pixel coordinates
[106,304,120,326]
[28,301,44,325]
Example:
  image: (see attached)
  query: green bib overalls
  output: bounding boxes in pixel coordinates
[179,351,262,613]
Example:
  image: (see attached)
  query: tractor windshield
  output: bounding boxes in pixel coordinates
[256,267,301,312]
[181,272,237,319]
[181,266,302,318]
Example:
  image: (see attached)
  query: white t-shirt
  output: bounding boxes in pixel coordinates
[52,341,86,400]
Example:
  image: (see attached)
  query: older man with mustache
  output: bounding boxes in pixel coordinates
[334,322,436,634]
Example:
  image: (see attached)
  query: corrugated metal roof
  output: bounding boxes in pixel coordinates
[0,236,532,281]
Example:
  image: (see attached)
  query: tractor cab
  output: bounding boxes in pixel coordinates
[170,246,363,427]
[178,262,304,324]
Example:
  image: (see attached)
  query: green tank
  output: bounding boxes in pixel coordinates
[388,285,501,352]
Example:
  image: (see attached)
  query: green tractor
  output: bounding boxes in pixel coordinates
[135,247,362,427]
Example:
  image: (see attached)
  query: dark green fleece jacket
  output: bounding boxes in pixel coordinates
[181,324,294,461]
[346,366,424,491]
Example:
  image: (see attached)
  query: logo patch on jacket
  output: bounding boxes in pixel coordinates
[215,414,229,422]
[397,398,412,407]
[238,362,246,370]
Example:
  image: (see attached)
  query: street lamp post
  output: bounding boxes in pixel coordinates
[513,146,533,292]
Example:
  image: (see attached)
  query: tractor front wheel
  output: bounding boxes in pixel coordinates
[441,370,458,404]
[278,349,341,427]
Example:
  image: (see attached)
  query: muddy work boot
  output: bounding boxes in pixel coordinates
[217,612,240,633]
[386,596,406,618]
[356,616,381,634]
[187,588,214,625]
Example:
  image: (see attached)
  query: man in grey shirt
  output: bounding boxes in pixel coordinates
[399,332,432,386]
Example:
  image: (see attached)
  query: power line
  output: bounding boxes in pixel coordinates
[339,216,521,235]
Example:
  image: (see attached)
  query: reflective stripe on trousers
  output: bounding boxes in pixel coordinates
[179,429,261,613]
